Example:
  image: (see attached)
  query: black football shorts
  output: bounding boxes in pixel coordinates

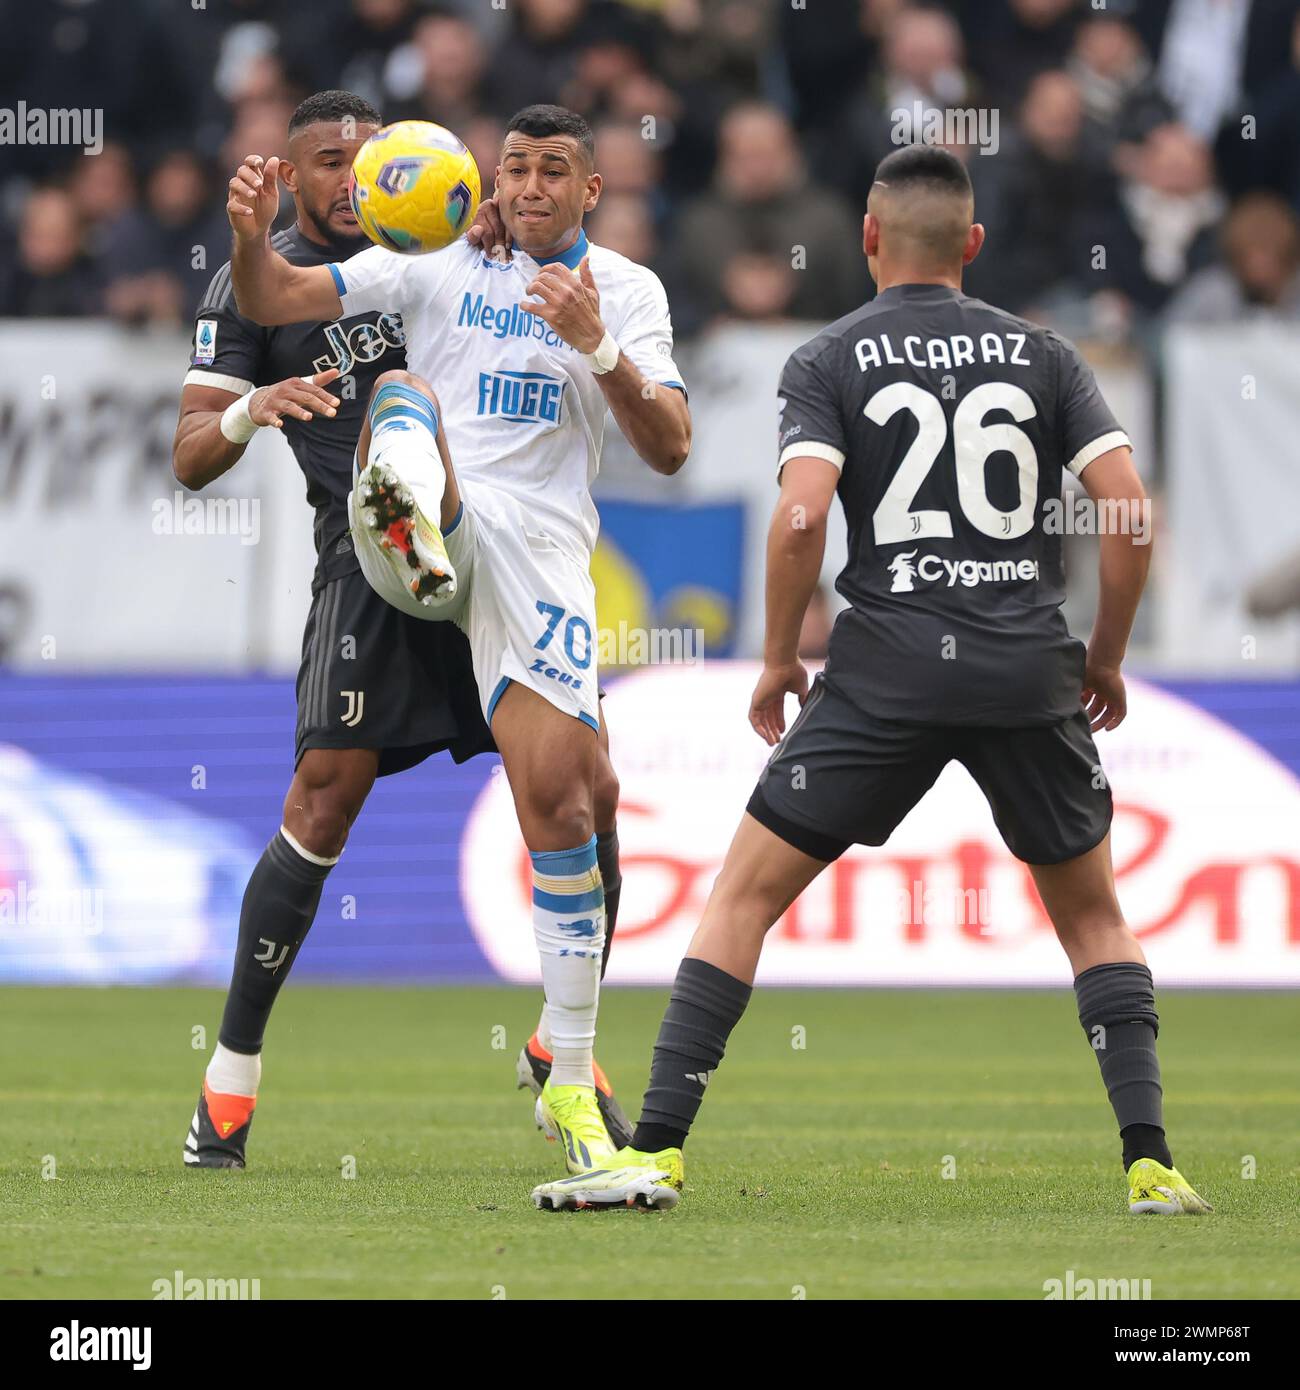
[747,673,1112,866]
[295,567,495,776]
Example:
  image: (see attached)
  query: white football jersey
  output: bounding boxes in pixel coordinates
[330,230,685,563]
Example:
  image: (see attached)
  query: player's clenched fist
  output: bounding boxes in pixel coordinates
[228,153,282,239]
[249,369,342,429]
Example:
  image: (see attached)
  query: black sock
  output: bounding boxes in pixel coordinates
[1121,1122,1173,1170]
[597,828,621,980]
[218,831,334,1054]
[631,957,752,1152]
[1074,961,1172,1172]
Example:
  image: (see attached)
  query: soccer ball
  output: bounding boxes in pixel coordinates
[348,120,481,254]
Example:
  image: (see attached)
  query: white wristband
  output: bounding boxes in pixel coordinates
[219,391,261,444]
[583,330,619,375]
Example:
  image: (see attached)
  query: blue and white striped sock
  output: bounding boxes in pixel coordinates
[367,381,445,518]
[531,836,605,1088]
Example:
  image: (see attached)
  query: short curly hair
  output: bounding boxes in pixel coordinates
[288,90,382,136]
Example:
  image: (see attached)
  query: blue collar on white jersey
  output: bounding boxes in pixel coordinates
[515,228,589,270]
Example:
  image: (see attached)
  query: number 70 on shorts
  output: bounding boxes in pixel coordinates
[533,600,594,670]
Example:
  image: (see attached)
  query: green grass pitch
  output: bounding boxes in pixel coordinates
[2,985,1297,1300]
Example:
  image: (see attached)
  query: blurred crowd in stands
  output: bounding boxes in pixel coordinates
[3,0,1300,344]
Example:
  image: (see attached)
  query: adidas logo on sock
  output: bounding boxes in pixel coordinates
[684,1071,714,1088]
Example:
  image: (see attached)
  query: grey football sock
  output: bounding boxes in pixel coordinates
[1075,961,1170,1167]
[632,957,752,1151]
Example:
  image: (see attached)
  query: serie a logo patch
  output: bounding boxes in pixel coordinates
[194,318,218,365]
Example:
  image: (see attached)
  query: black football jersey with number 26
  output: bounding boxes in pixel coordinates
[777,283,1130,726]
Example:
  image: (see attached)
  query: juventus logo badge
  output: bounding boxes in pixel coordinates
[341,690,365,727]
[255,938,289,973]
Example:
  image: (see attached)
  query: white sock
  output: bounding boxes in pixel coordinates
[206,1041,261,1098]
[368,385,446,521]
[536,1005,553,1053]
[531,839,605,1087]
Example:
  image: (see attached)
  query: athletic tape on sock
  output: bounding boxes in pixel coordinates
[206,1040,261,1098]
[368,381,439,436]
[279,824,340,869]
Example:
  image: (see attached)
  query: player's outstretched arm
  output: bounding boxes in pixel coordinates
[1078,443,1151,731]
[750,455,839,745]
[227,154,343,325]
[172,371,341,490]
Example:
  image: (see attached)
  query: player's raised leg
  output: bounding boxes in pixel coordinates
[533,811,827,1209]
[1029,835,1212,1215]
[351,368,462,609]
[186,748,376,1168]
[517,707,634,1148]
[491,680,622,1173]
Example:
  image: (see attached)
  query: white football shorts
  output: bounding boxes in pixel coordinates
[349,470,600,735]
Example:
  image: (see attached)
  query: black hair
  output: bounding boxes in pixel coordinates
[504,104,595,166]
[288,90,382,136]
[872,143,972,197]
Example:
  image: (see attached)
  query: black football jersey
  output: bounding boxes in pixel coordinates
[777,283,1129,726]
[186,224,408,589]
